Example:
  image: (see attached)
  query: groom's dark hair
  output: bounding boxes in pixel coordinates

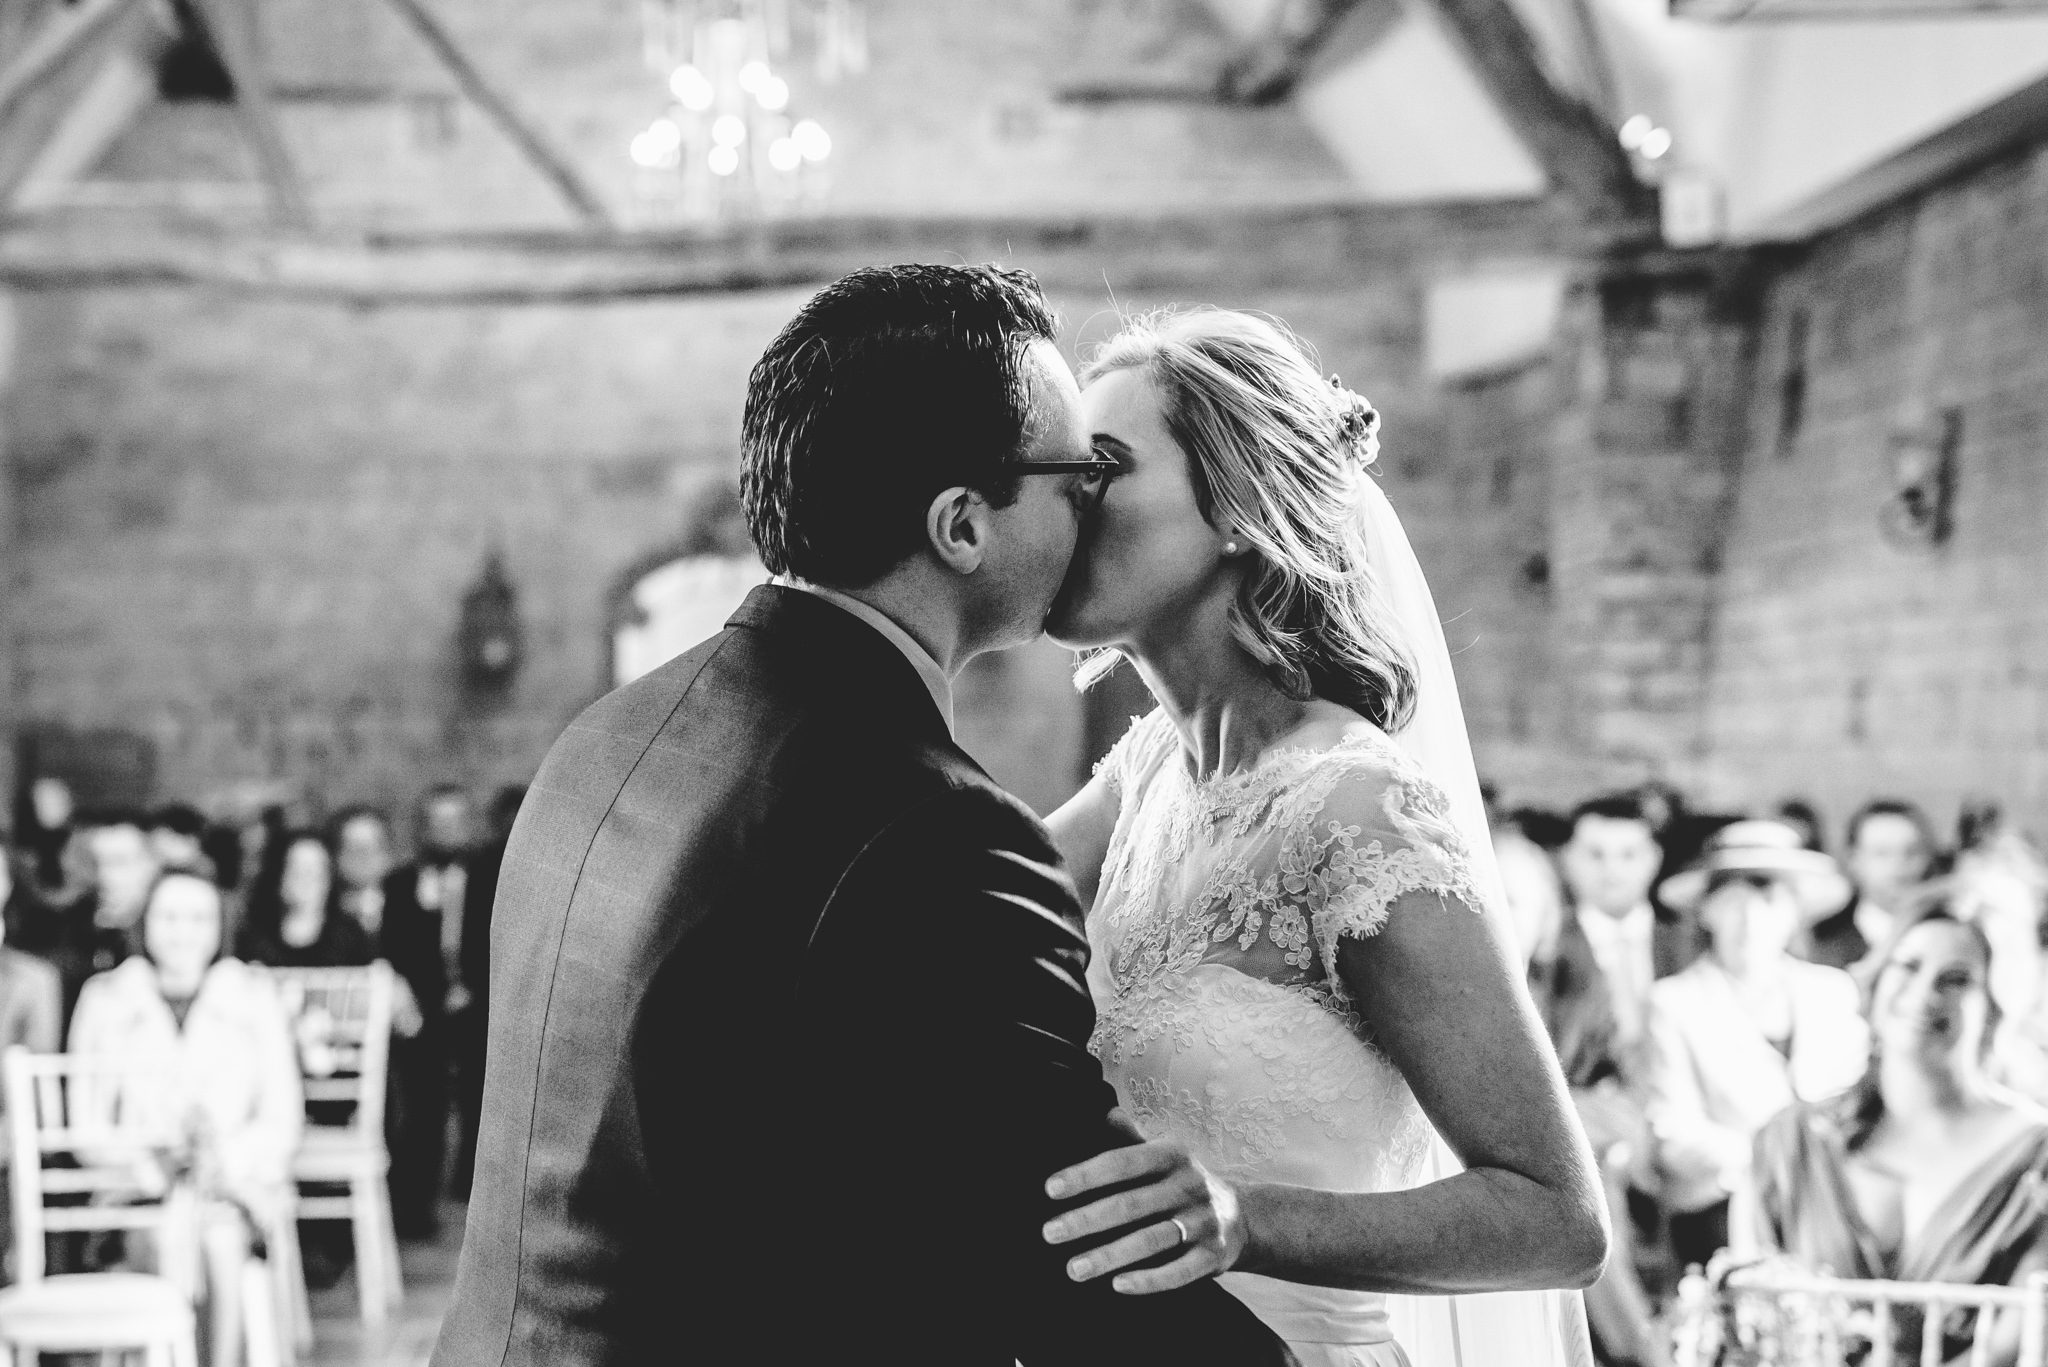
[740,263,1060,587]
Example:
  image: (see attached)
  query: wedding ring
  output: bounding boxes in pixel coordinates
[1168,1214,1192,1247]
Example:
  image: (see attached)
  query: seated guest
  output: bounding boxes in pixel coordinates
[147,804,214,879]
[1501,825,1618,1089]
[1497,822,1565,965]
[381,784,481,1234]
[1501,823,1671,1367]
[330,806,395,941]
[1800,798,1938,971]
[69,871,304,1367]
[1943,831,2048,1104]
[0,835,64,1054]
[1773,798,1827,854]
[14,810,159,1023]
[0,831,63,1271]
[1646,821,1866,1272]
[9,776,81,910]
[234,827,382,1289]
[1561,794,1701,1075]
[236,829,375,969]
[1747,905,2048,1365]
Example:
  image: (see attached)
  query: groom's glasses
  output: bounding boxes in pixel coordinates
[1011,454,1121,519]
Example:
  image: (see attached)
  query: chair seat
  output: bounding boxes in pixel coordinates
[0,1272,193,1346]
[292,1128,389,1180]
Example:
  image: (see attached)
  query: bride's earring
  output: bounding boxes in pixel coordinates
[1223,539,1240,555]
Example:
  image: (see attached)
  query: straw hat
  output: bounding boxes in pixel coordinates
[1657,818,1854,920]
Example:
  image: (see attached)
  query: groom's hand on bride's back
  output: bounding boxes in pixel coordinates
[1041,1108,1251,1294]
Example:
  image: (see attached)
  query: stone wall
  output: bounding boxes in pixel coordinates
[2,206,1583,819]
[1696,141,2048,840]
[1531,258,1755,806]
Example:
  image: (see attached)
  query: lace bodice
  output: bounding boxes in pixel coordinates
[1086,708,1486,1195]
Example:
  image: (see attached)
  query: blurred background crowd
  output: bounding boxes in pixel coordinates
[1,756,2041,1366]
[1490,784,2048,1365]
[0,774,522,1243]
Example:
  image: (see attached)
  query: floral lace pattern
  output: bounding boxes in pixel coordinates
[1085,709,1485,1190]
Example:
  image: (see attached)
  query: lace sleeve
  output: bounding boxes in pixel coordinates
[1289,753,1488,987]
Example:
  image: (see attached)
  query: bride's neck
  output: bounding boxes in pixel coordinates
[1128,604,1313,783]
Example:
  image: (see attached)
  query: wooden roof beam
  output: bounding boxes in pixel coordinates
[6,44,156,211]
[0,0,141,129]
[378,0,614,229]
[0,198,1599,302]
[1221,0,1373,105]
[186,0,314,230]
[1418,0,1654,223]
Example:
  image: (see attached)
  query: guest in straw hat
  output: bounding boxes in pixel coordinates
[1642,820,1870,1272]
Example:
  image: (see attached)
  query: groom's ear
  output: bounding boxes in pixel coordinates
[925,485,990,576]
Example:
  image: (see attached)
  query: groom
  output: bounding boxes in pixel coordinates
[432,264,1292,1365]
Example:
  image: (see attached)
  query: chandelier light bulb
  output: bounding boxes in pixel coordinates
[791,119,831,162]
[629,118,683,168]
[738,60,771,94]
[1619,114,1653,151]
[712,114,748,147]
[708,143,741,176]
[669,64,715,111]
[1639,127,1673,160]
[756,75,790,111]
[768,137,801,172]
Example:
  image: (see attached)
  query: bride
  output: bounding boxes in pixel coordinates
[1037,309,1605,1366]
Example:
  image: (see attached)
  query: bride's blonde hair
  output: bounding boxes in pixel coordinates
[1076,308,1417,732]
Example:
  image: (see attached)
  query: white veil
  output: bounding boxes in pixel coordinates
[1357,472,1596,1367]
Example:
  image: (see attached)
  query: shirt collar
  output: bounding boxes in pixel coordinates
[1581,901,1654,946]
[775,578,954,735]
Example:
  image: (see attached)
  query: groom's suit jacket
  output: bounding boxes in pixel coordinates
[433,585,1292,1367]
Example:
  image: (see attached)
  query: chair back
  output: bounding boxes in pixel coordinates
[268,963,394,1137]
[1676,1254,2048,1367]
[3,1046,201,1285]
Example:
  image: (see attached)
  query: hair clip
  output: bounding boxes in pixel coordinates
[1327,375,1381,468]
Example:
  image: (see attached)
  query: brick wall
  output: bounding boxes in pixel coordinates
[1696,142,2048,839]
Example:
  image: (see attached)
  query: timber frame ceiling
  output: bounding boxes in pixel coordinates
[0,0,1655,302]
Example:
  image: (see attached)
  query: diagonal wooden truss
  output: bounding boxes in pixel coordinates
[0,0,614,228]
[1055,0,1650,224]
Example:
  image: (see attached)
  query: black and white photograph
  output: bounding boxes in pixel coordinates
[1,0,2047,1363]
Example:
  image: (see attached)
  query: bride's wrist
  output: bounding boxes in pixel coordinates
[1231,1181,1287,1277]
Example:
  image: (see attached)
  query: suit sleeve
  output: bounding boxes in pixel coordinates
[803,789,1294,1367]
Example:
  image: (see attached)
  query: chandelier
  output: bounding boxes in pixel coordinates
[630,0,867,221]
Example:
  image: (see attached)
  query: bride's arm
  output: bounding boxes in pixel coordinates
[1046,772,1117,909]
[1046,883,1609,1297]
[1231,889,1608,1293]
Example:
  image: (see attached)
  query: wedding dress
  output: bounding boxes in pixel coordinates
[1081,475,1593,1367]
[1088,708,1475,1365]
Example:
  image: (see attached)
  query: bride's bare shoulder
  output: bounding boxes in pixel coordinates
[1289,699,1388,752]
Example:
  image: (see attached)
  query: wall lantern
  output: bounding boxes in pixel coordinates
[458,549,524,693]
[1880,406,1960,549]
